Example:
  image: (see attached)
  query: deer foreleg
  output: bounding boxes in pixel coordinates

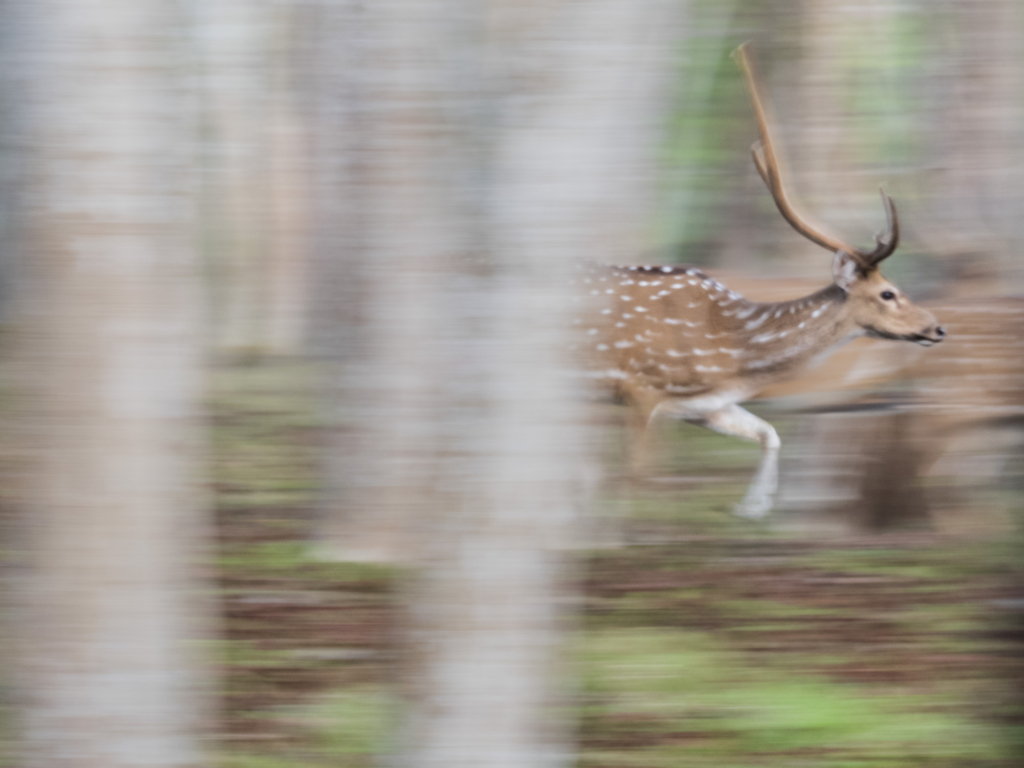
[697,404,781,519]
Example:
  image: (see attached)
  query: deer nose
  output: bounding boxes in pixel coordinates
[935,326,946,339]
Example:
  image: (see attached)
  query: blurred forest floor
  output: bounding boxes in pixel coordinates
[212,360,1024,768]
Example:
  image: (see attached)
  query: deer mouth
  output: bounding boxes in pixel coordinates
[865,328,945,345]
[914,326,946,346]
[912,331,945,346]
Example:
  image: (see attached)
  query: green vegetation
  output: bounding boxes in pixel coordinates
[579,628,1004,766]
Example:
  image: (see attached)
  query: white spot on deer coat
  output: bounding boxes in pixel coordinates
[614,340,633,348]
[811,302,831,319]
[693,348,716,356]
[745,311,771,330]
[695,364,723,372]
[751,329,790,343]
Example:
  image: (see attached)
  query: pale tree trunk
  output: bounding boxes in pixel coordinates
[920,0,1024,287]
[306,0,682,764]
[196,0,273,355]
[400,1,683,765]
[311,0,682,563]
[306,0,460,563]
[263,1,312,353]
[199,0,312,356]
[3,1,212,766]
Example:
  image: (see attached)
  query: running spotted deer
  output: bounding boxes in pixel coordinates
[577,44,945,518]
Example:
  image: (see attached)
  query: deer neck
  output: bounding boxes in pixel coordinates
[732,284,859,378]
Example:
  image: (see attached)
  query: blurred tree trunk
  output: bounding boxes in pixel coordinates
[398,1,682,762]
[306,0,682,763]
[784,0,903,274]
[920,0,1024,286]
[310,0,682,563]
[197,0,273,355]
[198,0,311,356]
[3,1,212,765]
[263,2,312,353]
[305,0,454,563]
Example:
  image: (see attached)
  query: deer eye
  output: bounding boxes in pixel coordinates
[880,290,896,301]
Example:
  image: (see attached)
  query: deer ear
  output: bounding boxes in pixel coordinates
[832,250,864,292]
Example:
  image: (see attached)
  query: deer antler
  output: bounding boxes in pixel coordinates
[734,42,899,267]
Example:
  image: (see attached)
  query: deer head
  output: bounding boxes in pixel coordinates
[735,43,944,347]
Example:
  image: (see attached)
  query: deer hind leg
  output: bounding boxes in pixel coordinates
[697,404,781,519]
[621,387,668,479]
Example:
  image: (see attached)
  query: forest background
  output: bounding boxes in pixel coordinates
[0,0,1022,766]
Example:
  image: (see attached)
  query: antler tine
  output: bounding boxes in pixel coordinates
[735,43,897,268]
[860,188,900,265]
